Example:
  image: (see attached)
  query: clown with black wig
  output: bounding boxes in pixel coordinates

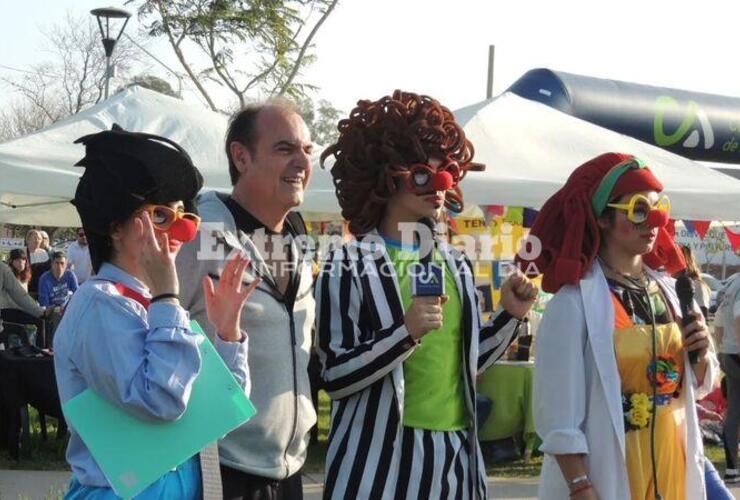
[314,91,538,500]
[54,126,259,499]
[523,153,719,500]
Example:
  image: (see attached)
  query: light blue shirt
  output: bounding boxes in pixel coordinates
[54,263,250,487]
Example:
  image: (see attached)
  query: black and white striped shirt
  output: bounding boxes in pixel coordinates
[315,233,521,499]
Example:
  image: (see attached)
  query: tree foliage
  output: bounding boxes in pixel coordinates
[0,13,139,141]
[296,97,341,146]
[132,0,339,111]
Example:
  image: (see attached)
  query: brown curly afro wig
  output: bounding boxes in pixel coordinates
[320,90,484,235]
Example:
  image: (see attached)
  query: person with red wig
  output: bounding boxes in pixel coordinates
[521,153,719,499]
[316,91,538,499]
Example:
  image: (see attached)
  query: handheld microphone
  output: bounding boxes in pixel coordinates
[675,274,698,365]
[411,218,444,297]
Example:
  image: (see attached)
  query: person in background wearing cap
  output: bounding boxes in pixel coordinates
[176,101,316,499]
[521,153,718,500]
[315,91,537,500]
[54,126,259,500]
[6,248,32,292]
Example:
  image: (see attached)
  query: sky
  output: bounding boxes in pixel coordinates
[2,0,740,116]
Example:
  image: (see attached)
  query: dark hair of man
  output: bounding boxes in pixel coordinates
[51,251,65,262]
[225,100,299,186]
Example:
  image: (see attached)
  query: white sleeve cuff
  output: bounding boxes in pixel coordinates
[693,353,719,399]
[539,428,589,456]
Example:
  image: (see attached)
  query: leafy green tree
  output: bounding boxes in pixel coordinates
[133,0,340,111]
[296,97,341,146]
[0,13,139,141]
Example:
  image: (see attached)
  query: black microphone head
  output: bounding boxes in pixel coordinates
[412,217,444,297]
[675,273,695,304]
[416,217,436,263]
[675,272,698,364]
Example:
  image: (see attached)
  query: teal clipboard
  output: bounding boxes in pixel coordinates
[63,320,256,499]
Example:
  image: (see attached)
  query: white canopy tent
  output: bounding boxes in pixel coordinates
[455,93,740,221]
[0,87,340,227]
[0,88,738,227]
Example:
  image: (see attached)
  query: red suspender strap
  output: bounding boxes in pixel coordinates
[113,283,151,308]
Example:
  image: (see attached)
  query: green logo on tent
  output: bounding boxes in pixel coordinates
[653,96,714,149]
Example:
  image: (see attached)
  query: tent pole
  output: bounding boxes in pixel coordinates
[486,45,495,99]
[105,56,111,99]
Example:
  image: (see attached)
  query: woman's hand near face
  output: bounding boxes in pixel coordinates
[135,211,179,298]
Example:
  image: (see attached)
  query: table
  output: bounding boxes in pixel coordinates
[0,309,48,348]
[0,350,66,459]
[477,361,539,457]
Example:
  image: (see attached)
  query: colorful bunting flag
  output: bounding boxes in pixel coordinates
[692,221,712,240]
[503,206,524,225]
[523,208,539,228]
[684,220,711,240]
[725,226,740,253]
[487,205,505,216]
[482,205,505,227]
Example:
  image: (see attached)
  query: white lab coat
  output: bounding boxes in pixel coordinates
[534,261,718,500]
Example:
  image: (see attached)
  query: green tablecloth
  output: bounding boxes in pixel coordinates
[477,361,539,454]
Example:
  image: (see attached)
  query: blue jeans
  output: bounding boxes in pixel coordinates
[705,459,734,500]
[65,455,201,499]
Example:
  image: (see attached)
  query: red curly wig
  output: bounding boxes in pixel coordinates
[320,90,483,235]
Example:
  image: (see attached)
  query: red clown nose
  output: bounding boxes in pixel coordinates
[168,218,198,242]
[646,209,669,229]
[432,171,454,191]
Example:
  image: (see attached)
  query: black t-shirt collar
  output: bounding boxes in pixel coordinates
[220,193,289,236]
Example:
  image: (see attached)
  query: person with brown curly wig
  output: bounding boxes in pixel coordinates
[315,90,538,500]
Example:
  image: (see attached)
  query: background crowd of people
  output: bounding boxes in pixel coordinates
[0,228,91,345]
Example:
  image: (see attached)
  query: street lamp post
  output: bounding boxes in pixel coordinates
[90,6,132,99]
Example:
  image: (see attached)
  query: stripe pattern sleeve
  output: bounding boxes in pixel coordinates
[315,246,418,400]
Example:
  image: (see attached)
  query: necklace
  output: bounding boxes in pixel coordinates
[599,257,650,290]
[600,258,665,324]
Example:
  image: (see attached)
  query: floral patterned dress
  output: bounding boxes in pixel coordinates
[608,273,686,500]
